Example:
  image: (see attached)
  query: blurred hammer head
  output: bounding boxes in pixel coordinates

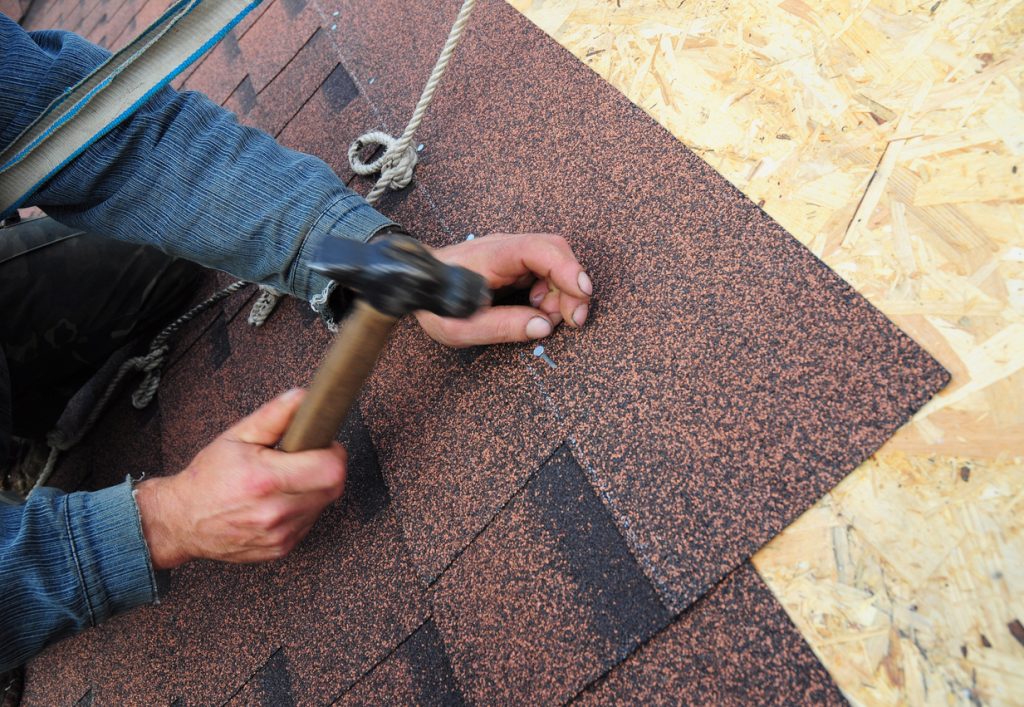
[310,234,490,319]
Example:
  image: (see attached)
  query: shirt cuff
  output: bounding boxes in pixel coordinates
[290,192,394,309]
[63,477,159,626]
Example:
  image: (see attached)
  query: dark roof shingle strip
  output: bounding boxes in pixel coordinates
[224,647,296,706]
[275,65,366,186]
[337,618,466,707]
[236,0,320,92]
[224,27,339,138]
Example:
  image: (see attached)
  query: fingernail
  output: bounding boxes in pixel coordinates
[526,316,553,339]
[572,304,588,327]
[282,387,303,401]
[578,271,593,296]
[549,312,563,327]
[530,291,544,307]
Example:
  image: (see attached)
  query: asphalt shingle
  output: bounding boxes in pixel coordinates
[16,0,950,702]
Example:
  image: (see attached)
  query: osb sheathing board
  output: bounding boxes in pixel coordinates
[507,0,1024,704]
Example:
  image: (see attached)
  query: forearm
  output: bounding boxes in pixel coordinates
[0,480,159,671]
[37,87,392,302]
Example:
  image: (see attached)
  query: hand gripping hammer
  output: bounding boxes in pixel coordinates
[279,233,489,452]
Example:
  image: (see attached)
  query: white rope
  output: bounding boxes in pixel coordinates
[349,0,477,206]
[31,280,248,493]
[247,285,283,326]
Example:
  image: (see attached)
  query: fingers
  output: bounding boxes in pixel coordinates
[419,306,559,347]
[263,442,348,497]
[513,234,592,301]
[227,388,305,446]
[442,233,591,301]
[420,232,594,347]
[531,274,588,329]
[529,280,549,308]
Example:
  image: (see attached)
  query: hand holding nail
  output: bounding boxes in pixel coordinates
[414,232,593,348]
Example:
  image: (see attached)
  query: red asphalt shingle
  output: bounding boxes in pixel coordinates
[180,29,247,105]
[224,27,339,137]
[274,65,366,184]
[431,444,672,704]
[314,0,456,131]
[364,325,566,581]
[346,0,949,613]
[337,619,465,706]
[17,0,949,702]
[236,0,320,92]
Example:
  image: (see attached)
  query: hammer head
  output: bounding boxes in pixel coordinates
[310,234,490,319]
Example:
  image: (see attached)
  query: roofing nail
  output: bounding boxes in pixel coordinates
[533,345,556,368]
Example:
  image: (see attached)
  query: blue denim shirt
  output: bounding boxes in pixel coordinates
[0,15,392,670]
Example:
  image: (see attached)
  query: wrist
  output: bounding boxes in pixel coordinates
[134,477,191,570]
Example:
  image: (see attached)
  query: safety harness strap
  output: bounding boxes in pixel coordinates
[0,0,264,216]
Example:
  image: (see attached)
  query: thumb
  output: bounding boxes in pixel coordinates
[227,388,306,446]
[429,306,558,347]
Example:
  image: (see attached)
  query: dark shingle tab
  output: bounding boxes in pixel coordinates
[339,619,465,707]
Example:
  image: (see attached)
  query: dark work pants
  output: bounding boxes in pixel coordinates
[0,216,203,448]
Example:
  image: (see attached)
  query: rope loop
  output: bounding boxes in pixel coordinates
[348,131,397,174]
[348,131,419,193]
[348,0,476,206]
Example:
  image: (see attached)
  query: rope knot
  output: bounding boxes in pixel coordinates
[348,131,419,195]
[139,344,170,371]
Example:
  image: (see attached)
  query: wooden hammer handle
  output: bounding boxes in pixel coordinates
[280,300,397,452]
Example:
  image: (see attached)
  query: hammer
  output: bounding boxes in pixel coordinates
[279,233,489,452]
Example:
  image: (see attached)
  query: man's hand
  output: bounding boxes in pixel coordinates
[415,232,593,347]
[134,389,347,570]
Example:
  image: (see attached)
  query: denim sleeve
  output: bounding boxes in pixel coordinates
[0,15,393,304]
[0,478,158,672]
